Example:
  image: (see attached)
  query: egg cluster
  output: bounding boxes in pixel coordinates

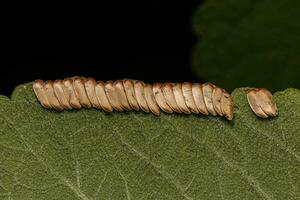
[33,77,233,120]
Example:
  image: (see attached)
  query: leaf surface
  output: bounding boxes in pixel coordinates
[0,83,299,199]
[192,0,300,91]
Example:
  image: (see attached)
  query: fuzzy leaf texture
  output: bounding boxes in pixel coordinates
[0,83,299,200]
[191,0,300,92]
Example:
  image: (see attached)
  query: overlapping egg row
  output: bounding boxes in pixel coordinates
[33,77,233,120]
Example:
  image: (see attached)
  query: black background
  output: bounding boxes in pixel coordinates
[0,1,203,96]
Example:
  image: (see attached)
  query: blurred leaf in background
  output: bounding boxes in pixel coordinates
[191,0,300,92]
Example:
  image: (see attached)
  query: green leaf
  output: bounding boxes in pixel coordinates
[191,0,300,92]
[0,83,299,200]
